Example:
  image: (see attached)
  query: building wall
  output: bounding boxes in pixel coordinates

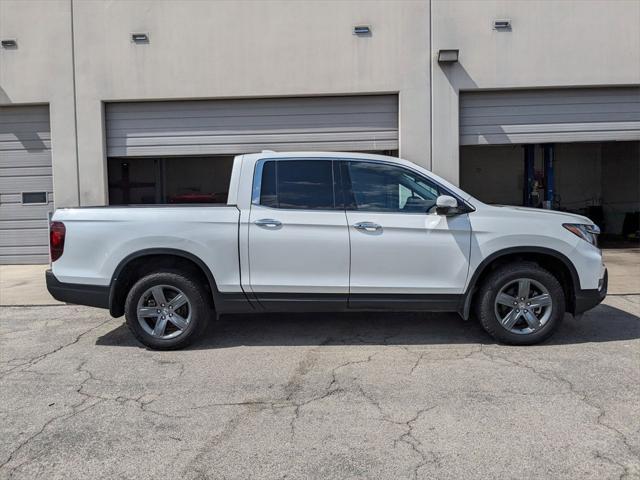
[1,0,430,206]
[432,0,640,184]
[2,0,639,208]
[0,0,79,207]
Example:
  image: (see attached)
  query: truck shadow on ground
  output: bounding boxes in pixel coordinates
[96,303,640,350]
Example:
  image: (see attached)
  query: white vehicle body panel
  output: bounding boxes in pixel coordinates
[51,206,242,291]
[346,211,471,294]
[248,205,350,293]
[467,204,601,290]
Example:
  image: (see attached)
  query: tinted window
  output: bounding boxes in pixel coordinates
[259,160,336,210]
[260,161,278,207]
[107,156,233,205]
[344,161,440,213]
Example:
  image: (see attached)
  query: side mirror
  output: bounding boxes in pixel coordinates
[435,195,458,215]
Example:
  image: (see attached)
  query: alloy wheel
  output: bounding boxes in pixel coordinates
[136,285,192,339]
[494,278,553,335]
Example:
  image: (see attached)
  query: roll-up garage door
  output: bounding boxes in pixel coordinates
[105,95,398,157]
[460,87,640,145]
[0,105,53,264]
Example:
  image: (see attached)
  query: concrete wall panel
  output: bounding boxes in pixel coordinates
[2,0,430,206]
[0,0,79,207]
[432,0,640,184]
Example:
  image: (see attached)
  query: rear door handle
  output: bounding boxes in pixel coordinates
[353,221,382,232]
[255,218,282,228]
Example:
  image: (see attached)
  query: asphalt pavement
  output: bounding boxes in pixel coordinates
[1,294,639,479]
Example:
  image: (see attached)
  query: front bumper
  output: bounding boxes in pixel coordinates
[574,268,608,315]
[46,269,110,309]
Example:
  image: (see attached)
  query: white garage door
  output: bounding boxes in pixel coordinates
[460,87,640,145]
[0,105,53,264]
[105,95,399,157]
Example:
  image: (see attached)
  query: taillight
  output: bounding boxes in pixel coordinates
[50,221,66,262]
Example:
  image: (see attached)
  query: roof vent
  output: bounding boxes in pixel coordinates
[1,39,18,49]
[353,25,372,36]
[493,19,511,30]
[437,49,459,63]
[131,33,149,43]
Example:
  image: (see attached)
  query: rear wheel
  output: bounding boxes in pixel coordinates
[125,271,211,350]
[476,262,565,345]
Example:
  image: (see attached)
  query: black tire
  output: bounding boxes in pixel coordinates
[475,262,565,345]
[124,271,211,350]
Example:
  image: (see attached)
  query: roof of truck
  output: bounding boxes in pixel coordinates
[233,151,473,205]
[242,150,405,162]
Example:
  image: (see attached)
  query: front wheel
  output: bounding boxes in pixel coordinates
[124,271,211,350]
[476,262,565,345]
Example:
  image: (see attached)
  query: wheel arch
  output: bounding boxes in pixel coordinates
[108,248,221,318]
[462,247,580,319]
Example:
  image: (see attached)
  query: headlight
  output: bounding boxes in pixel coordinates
[563,223,600,247]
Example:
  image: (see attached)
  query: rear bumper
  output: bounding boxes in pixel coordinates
[574,268,608,315]
[46,269,110,309]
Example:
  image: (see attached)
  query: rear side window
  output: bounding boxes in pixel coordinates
[258,160,338,210]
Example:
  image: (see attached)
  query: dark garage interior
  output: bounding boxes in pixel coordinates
[460,140,640,242]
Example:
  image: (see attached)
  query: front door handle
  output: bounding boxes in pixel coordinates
[255,218,282,228]
[353,221,382,232]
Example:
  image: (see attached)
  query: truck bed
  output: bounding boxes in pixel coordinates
[51,205,242,292]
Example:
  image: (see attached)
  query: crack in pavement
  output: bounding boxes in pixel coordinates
[0,377,105,476]
[80,356,191,420]
[0,356,119,475]
[181,339,385,477]
[179,337,338,477]
[0,333,141,476]
[409,351,428,376]
[392,406,441,480]
[0,318,113,380]
[404,345,483,376]
[477,345,640,479]
[0,319,117,475]
[147,355,186,380]
[282,336,446,480]
[1,353,191,476]
[287,352,378,442]
[180,397,288,478]
[353,381,441,480]
[1,397,105,479]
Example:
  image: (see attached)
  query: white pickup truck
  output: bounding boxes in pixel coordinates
[46,151,607,349]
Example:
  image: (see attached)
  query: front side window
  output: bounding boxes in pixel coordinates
[258,160,337,210]
[343,161,441,213]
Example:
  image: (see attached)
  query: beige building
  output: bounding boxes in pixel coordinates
[1,0,639,263]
